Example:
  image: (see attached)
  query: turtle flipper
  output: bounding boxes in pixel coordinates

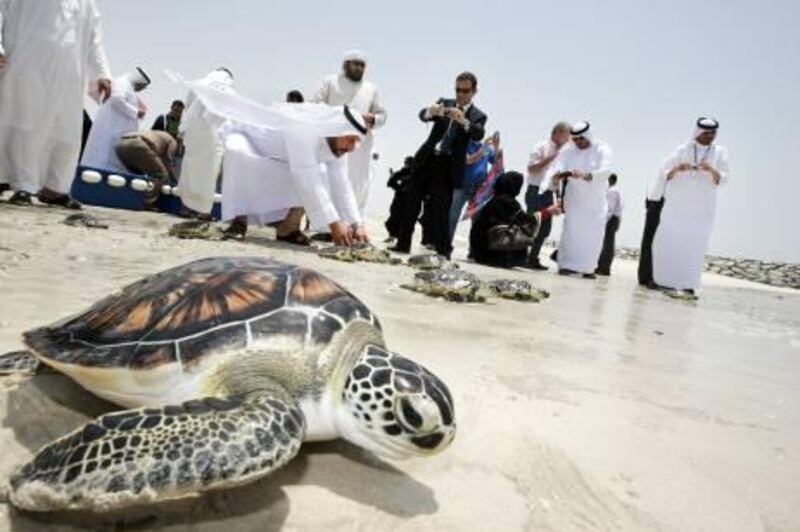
[9,390,305,511]
[0,350,41,375]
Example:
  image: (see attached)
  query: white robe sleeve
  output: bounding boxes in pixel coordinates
[324,157,361,225]
[591,143,614,181]
[310,77,332,104]
[109,82,139,119]
[85,0,111,80]
[0,0,7,56]
[369,84,387,129]
[715,146,730,185]
[284,128,339,228]
[648,146,683,201]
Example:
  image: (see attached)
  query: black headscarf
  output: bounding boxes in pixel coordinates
[493,171,524,197]
[469,170,530,267]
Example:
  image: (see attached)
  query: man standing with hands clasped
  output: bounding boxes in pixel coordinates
[651,117,729,298]
[391,71,487,258]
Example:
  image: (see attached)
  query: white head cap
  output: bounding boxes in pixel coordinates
[570,121,592,142]
[127,67,151,86]
[693,117,719,141]
[342,49,367,63]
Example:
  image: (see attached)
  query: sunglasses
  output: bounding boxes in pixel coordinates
[455,87,472,94]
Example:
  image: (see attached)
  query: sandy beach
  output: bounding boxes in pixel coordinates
[0,202,797,531]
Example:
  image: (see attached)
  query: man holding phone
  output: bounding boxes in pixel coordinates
[390,72,487,258]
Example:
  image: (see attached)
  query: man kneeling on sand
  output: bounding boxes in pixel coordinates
[186,81,371,246]
[116,130,178,210]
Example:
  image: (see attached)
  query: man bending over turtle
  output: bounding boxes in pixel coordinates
[186,82,371,246]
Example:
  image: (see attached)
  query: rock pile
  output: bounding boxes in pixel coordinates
[615,247,799,289]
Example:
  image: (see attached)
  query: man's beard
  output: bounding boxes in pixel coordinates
[345,71,364,82]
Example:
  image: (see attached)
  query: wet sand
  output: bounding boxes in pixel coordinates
[0,202,798,531]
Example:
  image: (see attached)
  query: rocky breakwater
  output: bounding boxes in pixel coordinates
[612,247,800,290]
[704,256,800,290]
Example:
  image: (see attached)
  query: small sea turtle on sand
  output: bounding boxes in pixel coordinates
[318,244,402,265]
[487,279,550,302]
[63,213,108,230]
[404,269,486,303]
[168,220,225,241]
[662,288,699,301]
[406,254,459,271]
[0,257,455,511]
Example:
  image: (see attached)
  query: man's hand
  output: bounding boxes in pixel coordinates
[330,221,353,246]
[428,103,445,117]
[96,78,112,103]
[668,162,692,179]
[364,113,376,128]
[0,54,6,70]
[448,108,466,125]
[350,223,369,243]
[698,161,720,184]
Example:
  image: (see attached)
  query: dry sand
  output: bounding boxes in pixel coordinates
[0,202,798,531]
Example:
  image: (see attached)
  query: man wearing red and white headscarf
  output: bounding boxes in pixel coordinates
[0,0,112,208]
[651,117,730,297]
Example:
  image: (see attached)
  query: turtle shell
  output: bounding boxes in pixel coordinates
[24,257,380,370]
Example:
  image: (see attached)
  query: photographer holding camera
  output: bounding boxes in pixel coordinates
[389,71,487,258]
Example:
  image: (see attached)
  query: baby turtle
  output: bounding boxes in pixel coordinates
[168,220,226,241]
[63,213,108,230]
[318,243,402,265]
[407,254,459,271]
[487,279,550,302]
[0,257,455,511]
[404,269,486,303]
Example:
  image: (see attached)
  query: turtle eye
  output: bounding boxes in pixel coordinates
[398,398,423,430]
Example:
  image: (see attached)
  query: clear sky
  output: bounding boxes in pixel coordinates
[96,0,800,262]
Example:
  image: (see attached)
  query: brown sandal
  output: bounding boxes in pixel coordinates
[276,230,311,246]
[8,191,33,205]
[38,193,82,210]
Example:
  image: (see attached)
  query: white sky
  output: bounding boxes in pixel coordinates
[97,0,800,262]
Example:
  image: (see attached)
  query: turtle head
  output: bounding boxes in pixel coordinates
[337,345,455,459]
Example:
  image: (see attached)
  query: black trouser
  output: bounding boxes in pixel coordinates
[525,185,553,264]
[597,215,621,274]
[397,153,455,256]
[637,199,664,285]
[385,185,407,239]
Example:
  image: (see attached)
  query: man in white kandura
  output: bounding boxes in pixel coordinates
[186,81,371,247]
[651,117,729,297]
[82,67,151,172]
[177,67,236,218]
[0,0,112,208]
[550,121,614,279]
[312,50,386,216]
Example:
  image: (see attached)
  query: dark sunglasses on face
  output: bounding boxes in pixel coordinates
[455,87,472,94]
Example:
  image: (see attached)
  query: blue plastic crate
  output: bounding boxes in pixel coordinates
[71,166,221,219]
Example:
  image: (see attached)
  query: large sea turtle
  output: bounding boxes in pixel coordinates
[0,257,455,512]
